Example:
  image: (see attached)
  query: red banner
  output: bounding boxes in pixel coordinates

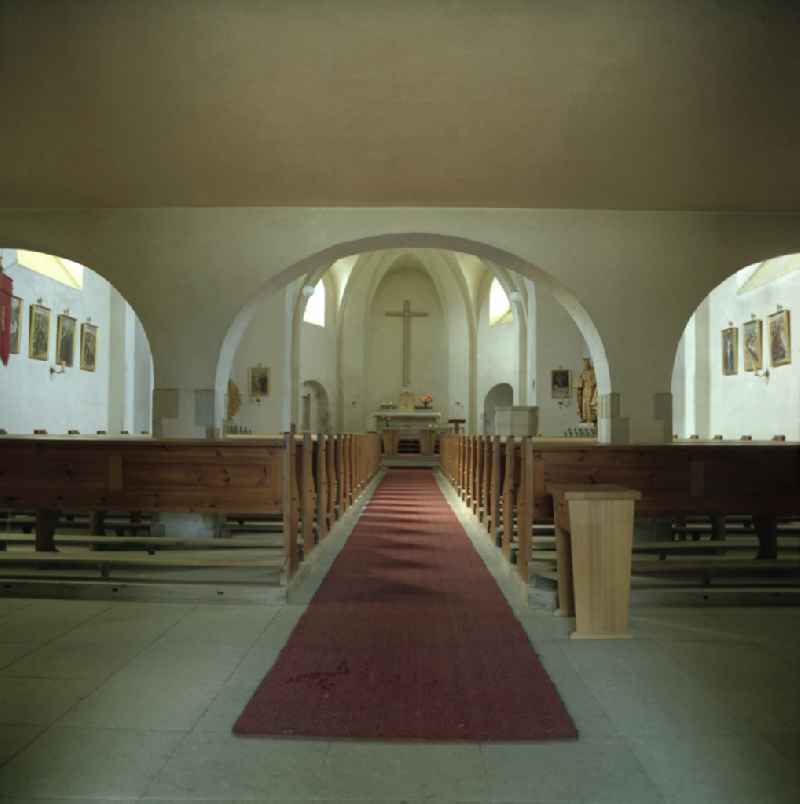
[0,272,12,366]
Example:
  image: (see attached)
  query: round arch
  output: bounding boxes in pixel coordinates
[0,245,155,435]
[214,233,612,433]
[670,251,800,441]
[300,379,331,433]
[483,382,514,434]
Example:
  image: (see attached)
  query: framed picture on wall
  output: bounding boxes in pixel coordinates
[742,319,763,372]
[28,304,51,361]
[56,314,77,367]
[550,369,571,399]
[249,366,270,398]
[80,323,98,371]
[9,296,22,354]
[721,326,738,376]
[768,309,791,367]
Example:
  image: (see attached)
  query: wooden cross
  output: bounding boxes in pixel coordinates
[385,299,428,387]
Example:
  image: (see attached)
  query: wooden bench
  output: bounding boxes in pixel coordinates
[516,440,800,612]
[0,550,285,581]
[440,433,800,611]
[0,431,381,585]
[0,533,283,552]
[0,435,301,583]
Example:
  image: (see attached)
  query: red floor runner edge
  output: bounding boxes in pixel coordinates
[233,469,578,741]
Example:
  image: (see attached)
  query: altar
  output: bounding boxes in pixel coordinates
[373,410,442,457]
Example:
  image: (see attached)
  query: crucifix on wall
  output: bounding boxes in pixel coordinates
[385,299,428,387]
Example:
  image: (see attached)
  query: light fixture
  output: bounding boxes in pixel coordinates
[302,284,316,297]
[509,290,522,303]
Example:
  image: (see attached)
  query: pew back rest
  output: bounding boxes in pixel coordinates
[0,438,286,514]
[530,444,800,518]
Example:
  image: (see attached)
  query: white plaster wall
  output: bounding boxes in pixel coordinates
[365,268,448,426]
[229,287,288,434]
[0,249,153,435]
[535,283,592,436]
[3,208,799,442]
[131,312,154,433]
[107,286,127,434]
[1,267,110,434]
[477,279,517,432]
[299,281,338,431]
[673,268,800,440]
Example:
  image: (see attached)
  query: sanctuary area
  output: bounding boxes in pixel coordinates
[0,3,798,803]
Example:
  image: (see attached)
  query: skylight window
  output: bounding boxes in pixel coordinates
[17,250,84,289]
[489,278,512,325]
[737,253,800,295]
[303,281,326,327]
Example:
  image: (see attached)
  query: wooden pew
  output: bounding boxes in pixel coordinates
[0,430,382,586]
[441,433,800,610]
[0,434,300,578]
[516,441,800,613]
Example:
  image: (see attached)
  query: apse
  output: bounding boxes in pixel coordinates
[0,247,153,436]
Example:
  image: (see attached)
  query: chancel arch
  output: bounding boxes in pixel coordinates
[0,246,154,436]
[671,252,800,442]
[215,233,613,439]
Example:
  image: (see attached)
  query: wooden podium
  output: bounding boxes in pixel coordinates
[549,483,642,639]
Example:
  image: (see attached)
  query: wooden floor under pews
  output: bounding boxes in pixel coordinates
[0,431,381,602]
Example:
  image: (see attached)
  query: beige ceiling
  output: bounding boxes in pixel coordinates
[1,0,799,210]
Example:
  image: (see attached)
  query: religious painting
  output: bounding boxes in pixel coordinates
[551,369,571,399]
[80,322,98,371]
[742,319,763,372]
[56,314,77,367]
[249,366,270,398]
[721,327,738,376]
[768,309,791,367]
[28,304,51,361]
[10,296,22,354]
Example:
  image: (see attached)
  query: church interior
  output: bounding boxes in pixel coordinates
[0,2,799,802]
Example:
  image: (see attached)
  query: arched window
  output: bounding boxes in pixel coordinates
[303,281,326,327]
[489,278,512,325]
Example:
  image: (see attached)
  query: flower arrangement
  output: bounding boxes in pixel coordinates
[420,394,433,409]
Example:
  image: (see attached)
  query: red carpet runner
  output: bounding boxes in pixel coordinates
[233,469,577,741]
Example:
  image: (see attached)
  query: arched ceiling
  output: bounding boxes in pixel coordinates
[2,1,798,211]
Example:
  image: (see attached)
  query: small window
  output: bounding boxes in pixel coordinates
[303,281,326,327]
[489,278,512,325]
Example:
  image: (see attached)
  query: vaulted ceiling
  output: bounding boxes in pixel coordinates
[2,0,799,210]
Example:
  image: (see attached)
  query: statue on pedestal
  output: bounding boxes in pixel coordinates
[575,357,598,424]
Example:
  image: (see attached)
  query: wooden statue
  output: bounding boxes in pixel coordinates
[227,379,242,420]
[575,357,598,424]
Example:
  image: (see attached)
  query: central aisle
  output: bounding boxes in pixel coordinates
[234,469,577,740]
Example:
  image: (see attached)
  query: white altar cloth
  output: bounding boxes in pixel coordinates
[373,410,441,429]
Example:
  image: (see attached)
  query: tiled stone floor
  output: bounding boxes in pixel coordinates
[0,474,797,803]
